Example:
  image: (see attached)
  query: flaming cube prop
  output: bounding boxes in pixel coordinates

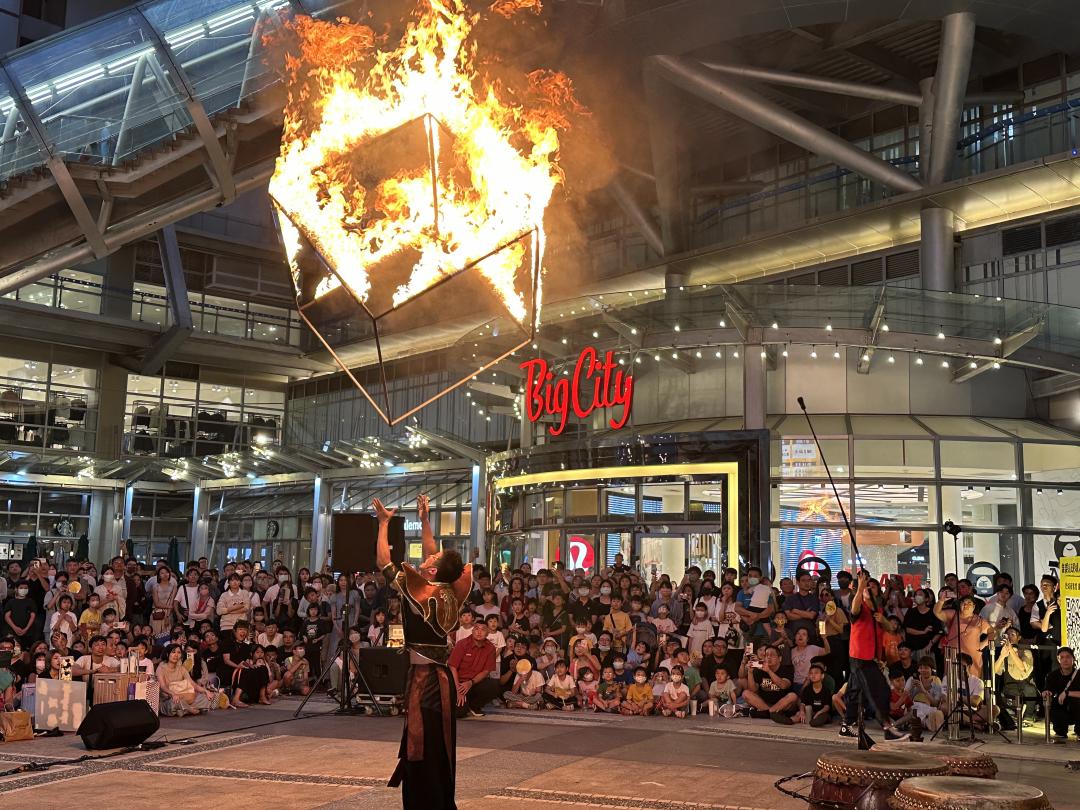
[268,2,579,426]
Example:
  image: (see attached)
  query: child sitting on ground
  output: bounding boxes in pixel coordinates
[889,666,914,728]
[707,666,738,716]
[620,666,655,716]
[593,665,623,713]
[504,659,545,710]
[578,667,599,710]
[544,659,578,711]
[798,662,834,726]
[282,643,310,695]
[658,664,691,718]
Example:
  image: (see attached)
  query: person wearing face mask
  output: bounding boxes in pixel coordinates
[621,666,655,715]
[602,595,632,653]
[4,580,38,645]
[568,582,598,633]
[577,664,599,709]
[657,664,691,717]
[733,566,776,643]
[902,587,940,660]
[94,567,127,623]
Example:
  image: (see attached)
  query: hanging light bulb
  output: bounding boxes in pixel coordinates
[671,351,679,359]
[941,359,950,368]
[771,321,779,330]
[733,350,739,358]
[782,347,789,358]
[937,327,945,340]
[674,324,681,332]
[695,350,702,359]
[654,354,661,362]
[833,346,841,359]
[810,346,818,359]
[760,349,767,359]
[861,352,870,362]
[715,351,722,359]
[881,323,890,332]
[992,361,1001,369]
[825,319,832,332]
[915,355,924,365]
[719,319,727,328]
[969,359,978,369]
[993,335,1002,345]
[887,354,895,364]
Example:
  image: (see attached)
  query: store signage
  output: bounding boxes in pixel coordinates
[519,347,634,436]
[566,536,595,570]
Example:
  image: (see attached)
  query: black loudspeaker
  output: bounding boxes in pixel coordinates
[357,647,410,695]
[77,700,160,750]
[332,513,406,574]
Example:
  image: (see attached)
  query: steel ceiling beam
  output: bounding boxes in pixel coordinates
[140,224,194,375]
[650,56,923,194]
[927,13,976,186]
[701,60,922,107]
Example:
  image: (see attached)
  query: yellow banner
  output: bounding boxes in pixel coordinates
[1060,555,1080,648]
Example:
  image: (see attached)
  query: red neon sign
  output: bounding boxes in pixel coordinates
[519,347,634,437]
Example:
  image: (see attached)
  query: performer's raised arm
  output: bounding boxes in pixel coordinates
[373,498,396,571]
[417,493,437,561]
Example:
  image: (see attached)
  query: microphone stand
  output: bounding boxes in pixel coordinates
[798,396,874,749]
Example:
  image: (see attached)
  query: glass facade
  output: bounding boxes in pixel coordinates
[0,485,93,561]
[769,415,1080,590]
[129,491,193,563]
[0,353,97,451]
[124,371,284,457]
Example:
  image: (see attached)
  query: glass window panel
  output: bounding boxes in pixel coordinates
[545,489,564,522]
[853,439,934,478]
[40,490,91,516]
[6,10,193,165]
[775,482,848,524]
[439,511,457,536]
[0,71,44,180]
[689,483,726,517]
[775,414,848,436]
[641,483,685,519]
[459,511,471,537]
[524,492,543,526]
[41,516,88,539]
[566,488,597,521]
[1023,443,1080,483]
[940,440,1016,480]
[1029,487,1080,529]
[601,484,635,520]
[941,485,1019,527]
[0,488,39,513]
[987,419,1079,441]
[917,416,1011,437]
[20,282,56,307]
[853,483,931,524]
[773,437,848,477]
[849,415,930,436]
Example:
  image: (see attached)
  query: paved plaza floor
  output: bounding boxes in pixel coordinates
[1,698,1077,808]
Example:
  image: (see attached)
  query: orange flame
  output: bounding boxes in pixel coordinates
[269,0,579,325]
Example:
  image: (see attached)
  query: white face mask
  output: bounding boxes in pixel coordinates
[16,588,28,598]
[634,674,647,683]
[578,588,590,598]
[600,587,611,595]
[278,574,288,583]
[747,577,760,587]
[671,675,683,683]
[103,573,114,583]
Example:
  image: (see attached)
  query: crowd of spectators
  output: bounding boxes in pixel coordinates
[0,551,1071,742]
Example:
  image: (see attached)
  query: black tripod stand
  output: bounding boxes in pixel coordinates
[294,587,382,717]
[931,521,975,743]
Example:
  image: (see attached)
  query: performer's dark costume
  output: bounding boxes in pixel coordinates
[384,560,471,810]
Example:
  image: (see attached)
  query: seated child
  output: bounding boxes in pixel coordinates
[798,662,834,726]
[578,667,599,710]
[568,622,597,654]
[543,659,578,711]
[611,655,632,686]
[658,664,691,718]
[504,659,545,710]
[888,666,914,729]
[282,644,311,695]
[707,666,739,716]
[620,666,655,716]
[593,666,623,713]
[649,605,677,636]
[626,641,649,670]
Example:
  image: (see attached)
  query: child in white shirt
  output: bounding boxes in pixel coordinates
[454,609,476,644]
[659,665,691,718]
[707,667,738,715]
[685,604,714,657]
[649,605,677,635]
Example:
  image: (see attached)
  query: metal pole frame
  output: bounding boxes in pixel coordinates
[651,56,923,195]
[702,60,922,107]
[927,13,976,186]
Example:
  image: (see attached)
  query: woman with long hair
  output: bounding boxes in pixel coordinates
[157,643,219,716]
[150,567,177,637]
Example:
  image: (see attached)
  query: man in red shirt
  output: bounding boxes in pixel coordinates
[841,570,908,741]
[448,622,501,717]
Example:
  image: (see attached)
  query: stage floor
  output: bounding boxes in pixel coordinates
[2,698,1077,808]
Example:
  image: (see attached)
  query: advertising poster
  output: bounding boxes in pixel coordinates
[1060,555,1080,648]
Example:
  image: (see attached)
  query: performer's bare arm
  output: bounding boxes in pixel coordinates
[417,493,437,561]
[373,499,397,570]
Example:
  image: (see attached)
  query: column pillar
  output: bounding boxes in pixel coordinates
[310,475,332,571]
[190,484,210,560]
[469,463,487,567]
[97,244,136,319]
[743,344,766,430]
[96,362,129,460]
[920,207,956,292]
[90,489,122,566]
[918,77,935,184]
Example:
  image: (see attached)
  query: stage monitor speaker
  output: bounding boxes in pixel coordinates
[331,513,406,574]
[357,647,409,696]
[77,700,159,750]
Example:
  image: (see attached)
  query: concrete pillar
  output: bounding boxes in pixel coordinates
[90,489,122,567]
[918,77,935,184]
[309,475,332,571]
[920,207,956,292]
[743,344,766,430]
[96,362,129,460]
[98,244,136,320]
[469,463,487,566]
[190,484,210,560]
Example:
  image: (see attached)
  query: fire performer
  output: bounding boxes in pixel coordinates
[374,494,471,809]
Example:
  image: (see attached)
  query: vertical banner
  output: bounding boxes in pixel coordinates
[1060,555,1080,648]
